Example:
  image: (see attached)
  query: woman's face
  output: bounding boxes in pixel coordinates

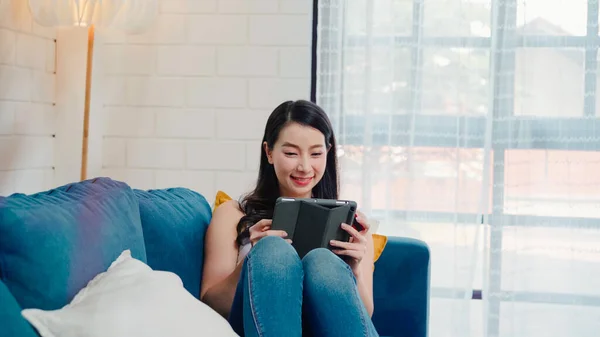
[264,122,328,198]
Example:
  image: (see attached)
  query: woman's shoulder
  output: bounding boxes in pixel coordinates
[212,199,245,223]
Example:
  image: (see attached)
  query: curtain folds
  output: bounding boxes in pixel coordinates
[316,1,600,336]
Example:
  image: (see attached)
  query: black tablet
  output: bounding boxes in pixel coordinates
[271,197,358,258]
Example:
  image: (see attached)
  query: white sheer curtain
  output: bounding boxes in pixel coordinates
[315,0,600,336]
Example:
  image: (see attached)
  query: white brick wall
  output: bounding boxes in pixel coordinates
[100,0,313,199]
[0,1,56,195]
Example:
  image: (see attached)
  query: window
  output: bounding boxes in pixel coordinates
[313,0,600,335]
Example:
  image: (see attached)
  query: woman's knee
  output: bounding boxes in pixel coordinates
[302,248,355,290]
[248,236,302,275]
[251,235,296,258]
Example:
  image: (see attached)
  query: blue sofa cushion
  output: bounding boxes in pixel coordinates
[134,188,212,299]
[372,237,430,337]
[0,177,147,311]
[0,279,38,337]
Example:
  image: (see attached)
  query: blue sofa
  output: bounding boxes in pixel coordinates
[0,177,430,337]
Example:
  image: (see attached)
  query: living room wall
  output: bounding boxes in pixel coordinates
[99,0,313,200]
[0,0,313,199]
[0,1,56,195]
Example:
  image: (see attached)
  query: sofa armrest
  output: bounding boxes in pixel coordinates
[372,236,430,337]
[0,279,39,337]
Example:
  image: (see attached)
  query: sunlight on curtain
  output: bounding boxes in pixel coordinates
[316,0,600,336]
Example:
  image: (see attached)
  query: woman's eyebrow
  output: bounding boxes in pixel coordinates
[281,142,324,149]
[281,142,299,149]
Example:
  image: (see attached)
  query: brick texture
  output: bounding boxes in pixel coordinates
[0,1,56,195]
[100,0,313,199]
[0,0,312,198]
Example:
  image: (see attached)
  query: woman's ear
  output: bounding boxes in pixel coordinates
[263,141,274,164]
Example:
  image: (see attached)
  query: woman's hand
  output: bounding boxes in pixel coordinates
[329,210,371,275]
[248,219,291,246]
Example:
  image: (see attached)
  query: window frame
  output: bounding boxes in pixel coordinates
[311,0,600,335]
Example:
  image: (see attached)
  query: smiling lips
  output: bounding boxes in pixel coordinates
[291,176,313,186]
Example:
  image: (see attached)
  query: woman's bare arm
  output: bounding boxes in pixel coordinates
[200,200,244,318]
[355,233,375,317]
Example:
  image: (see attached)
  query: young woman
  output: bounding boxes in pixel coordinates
[200,100,378,337]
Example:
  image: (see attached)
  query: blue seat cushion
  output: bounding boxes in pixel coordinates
[0,177,147,311]
[134,188,212,299]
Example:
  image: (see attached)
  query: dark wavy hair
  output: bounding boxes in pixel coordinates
[235,100,340,246]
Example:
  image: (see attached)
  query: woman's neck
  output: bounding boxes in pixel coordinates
[279,190,312,199]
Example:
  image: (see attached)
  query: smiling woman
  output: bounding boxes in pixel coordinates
[199,100,379,337]
[236,100,340,247]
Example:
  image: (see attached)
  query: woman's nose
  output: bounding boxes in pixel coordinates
[297,156,310,172]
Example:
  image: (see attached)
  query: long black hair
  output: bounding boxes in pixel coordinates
[235,100,339,246]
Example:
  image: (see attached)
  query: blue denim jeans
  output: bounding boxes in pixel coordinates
[228,236,379,337]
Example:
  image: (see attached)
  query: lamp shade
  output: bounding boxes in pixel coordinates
[27,0,158,33]
[108,0,159,34]
[0,0,10,16]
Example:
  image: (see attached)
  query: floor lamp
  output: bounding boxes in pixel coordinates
[27,0,158,182]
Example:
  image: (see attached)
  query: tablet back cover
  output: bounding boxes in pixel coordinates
[272,199,355,258]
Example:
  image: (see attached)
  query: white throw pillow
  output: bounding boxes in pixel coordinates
[21,250,238,337]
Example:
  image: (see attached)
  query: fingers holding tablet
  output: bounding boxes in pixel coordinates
[329,223,368,269]
[353,210,370,232]
[342,223,366,243]
[249,219,291,246]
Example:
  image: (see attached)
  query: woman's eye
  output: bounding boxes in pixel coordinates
[285,152,297,156]
[312,153,323,157]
